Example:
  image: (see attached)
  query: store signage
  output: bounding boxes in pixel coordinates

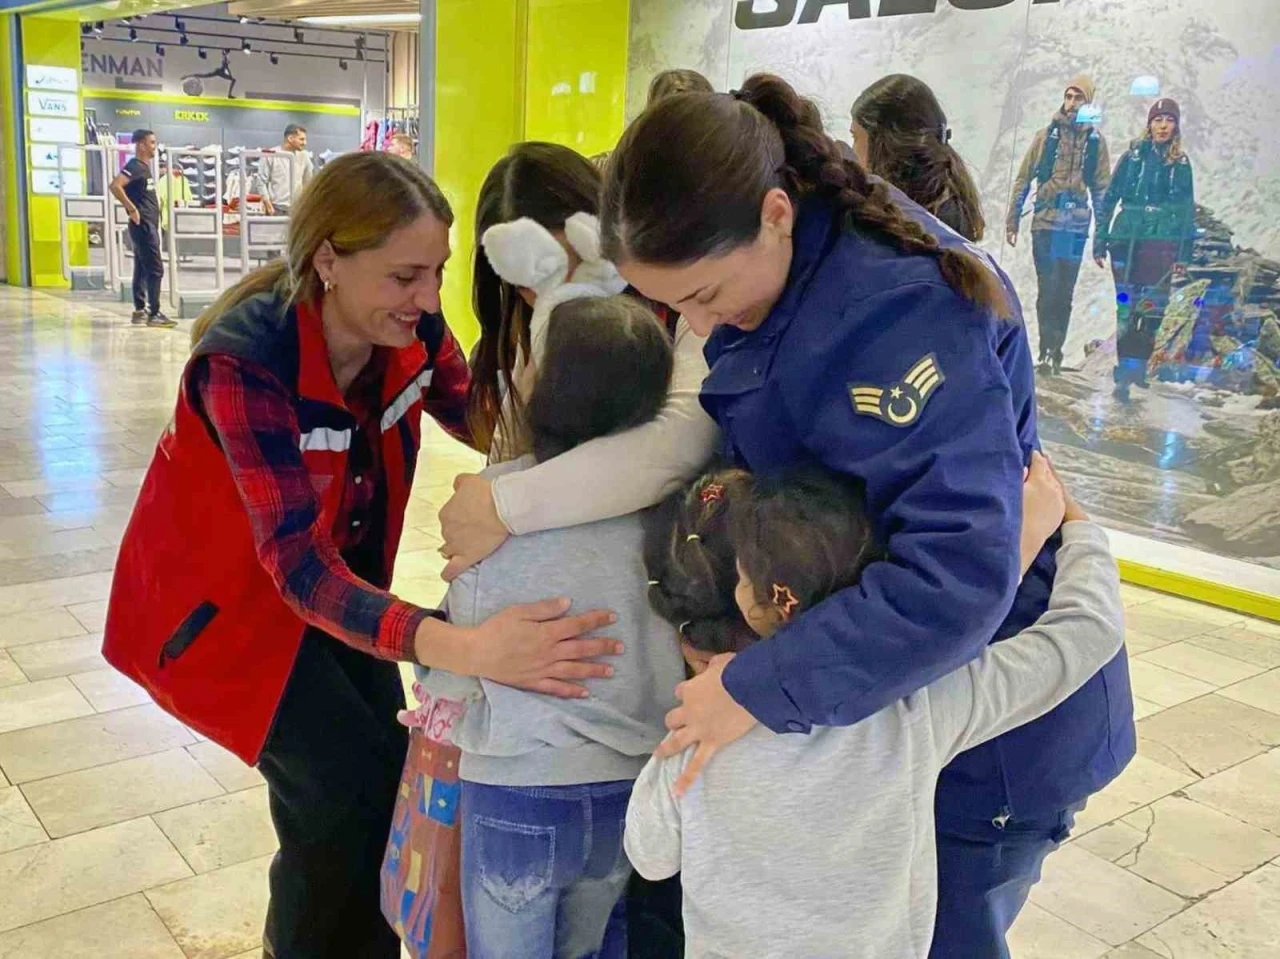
[27,90,78,118]
[81,53,163,80]
[735,0,1059,29]
[29,117,80,143]
[26,65,78,92]
[116,108,143,117]
[30,169,85,196]
[174,110,210,122]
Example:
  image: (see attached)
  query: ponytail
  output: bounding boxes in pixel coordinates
[604,73,1008,318]
[735,75,1005,316]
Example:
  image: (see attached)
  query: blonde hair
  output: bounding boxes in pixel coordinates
[191,152,453,346]
[1143,129,1186,164]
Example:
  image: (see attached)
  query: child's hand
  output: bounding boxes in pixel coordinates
[1020,451,1065,575]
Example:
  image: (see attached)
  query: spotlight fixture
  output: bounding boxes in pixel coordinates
[80,23,92,36]
[128,27,138,41]
[239,16,250,24]
[293,28,304,43]
[179,33,189,46]
[241,38,253,54]
[94,21,105,33]
[155,43,165,57]
[338,58,348,70]
[175,18,185,31]
[269,53,279,65]
[198,47,208,59]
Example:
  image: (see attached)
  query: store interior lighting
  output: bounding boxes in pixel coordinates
[299,14,421,27]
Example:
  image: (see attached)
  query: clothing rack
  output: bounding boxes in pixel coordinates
[361,107,419,152]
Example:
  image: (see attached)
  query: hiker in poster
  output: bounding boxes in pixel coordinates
[1007,77,1111,376]
[1094,98,1196,402]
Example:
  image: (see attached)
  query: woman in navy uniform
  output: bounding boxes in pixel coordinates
[601,75,1136,958]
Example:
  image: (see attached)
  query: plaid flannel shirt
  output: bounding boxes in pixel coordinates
[194,329,472,662]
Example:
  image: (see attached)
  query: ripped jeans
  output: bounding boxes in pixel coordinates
[460,779,632,959]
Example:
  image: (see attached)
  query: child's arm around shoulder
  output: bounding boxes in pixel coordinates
[625,743,687,881]
[929,518,1124,763]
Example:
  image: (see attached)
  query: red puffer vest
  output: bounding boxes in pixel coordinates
[104,292,447,764]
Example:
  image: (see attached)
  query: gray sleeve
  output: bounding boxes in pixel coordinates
[624,751,684,881]
[928,522,1124,762]
[491,319,718,534]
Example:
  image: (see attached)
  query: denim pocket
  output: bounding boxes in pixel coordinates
[474,815,556,914]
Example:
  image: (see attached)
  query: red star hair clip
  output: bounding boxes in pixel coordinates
[771,583,800,619]
[699,483,725,505]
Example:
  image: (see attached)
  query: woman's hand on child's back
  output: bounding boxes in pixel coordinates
[439,474,510,582]
[657,653,758,796]
[1019,451,1066,575]
[466,598,622,699]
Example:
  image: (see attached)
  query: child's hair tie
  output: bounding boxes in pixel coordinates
[647,579,660,586]
[699,483,725,505]
[771,583,800,618]
[678,620,692,636]
[686,533,701,543]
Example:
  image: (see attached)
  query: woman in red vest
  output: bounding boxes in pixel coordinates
[103,152,620,959]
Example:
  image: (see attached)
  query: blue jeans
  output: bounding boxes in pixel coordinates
[929,804,1080,959]
[460,779,633,959]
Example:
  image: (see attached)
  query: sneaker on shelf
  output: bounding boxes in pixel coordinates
[130,309,148,324]
[147,313,178,329]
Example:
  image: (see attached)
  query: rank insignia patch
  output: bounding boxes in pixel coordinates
[849,354,945,428]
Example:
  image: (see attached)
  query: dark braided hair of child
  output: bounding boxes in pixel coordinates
[644,465,884,656]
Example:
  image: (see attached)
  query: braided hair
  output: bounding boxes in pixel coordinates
[602,73,1008,318]
[642,469,757,657]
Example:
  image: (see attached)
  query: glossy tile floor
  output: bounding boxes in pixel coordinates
[0,286,1276,959]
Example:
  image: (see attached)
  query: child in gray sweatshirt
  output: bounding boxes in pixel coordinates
[407,293,686,959]
[627,460,1125,959]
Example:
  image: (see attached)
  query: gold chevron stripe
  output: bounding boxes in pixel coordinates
[916,372,941,396]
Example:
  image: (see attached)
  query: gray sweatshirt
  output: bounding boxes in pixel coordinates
[414,456,686,787]
[624,522,1124,959]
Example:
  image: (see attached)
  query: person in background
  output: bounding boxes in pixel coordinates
[629,458,1124,959]
[101,152,621,959]
[648,68,714,103]
[849,74,985,244]
[387,133,416,160]
[599,75,1135,959]
[109,129,174,328]
[592,69,717,169]
[1007,76,1112,376]
[262,123,314,217]
[1095,98,1196,402]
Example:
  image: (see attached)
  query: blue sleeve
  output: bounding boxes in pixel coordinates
[721,282,1024,733]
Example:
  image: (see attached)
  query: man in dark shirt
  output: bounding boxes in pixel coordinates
[109,129,175,328]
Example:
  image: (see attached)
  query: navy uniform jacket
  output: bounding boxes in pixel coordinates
[706,194,1135,837]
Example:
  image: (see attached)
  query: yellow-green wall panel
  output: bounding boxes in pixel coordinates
[21,12,82,288]
[524,0,628,157]
[1,15,22,284]
[434,0,526,352]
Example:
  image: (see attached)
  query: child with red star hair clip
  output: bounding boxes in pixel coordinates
[633,456,1126,958]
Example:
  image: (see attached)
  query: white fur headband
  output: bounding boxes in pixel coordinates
[480,212,628,366]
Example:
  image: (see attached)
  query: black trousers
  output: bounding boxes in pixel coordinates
[128,221,164,315]
[1031,228,1087,361]
[257,629,408,959]
[626,870,684,958]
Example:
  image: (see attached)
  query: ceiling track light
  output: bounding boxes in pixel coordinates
[294,28,304,43]
[179,34,190,46]
[241,38,253,54]
[198,47,208,59]
[128,27,138,42]
[269,53,279,65]
[155,43,165,56]
[338,58,348,70]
